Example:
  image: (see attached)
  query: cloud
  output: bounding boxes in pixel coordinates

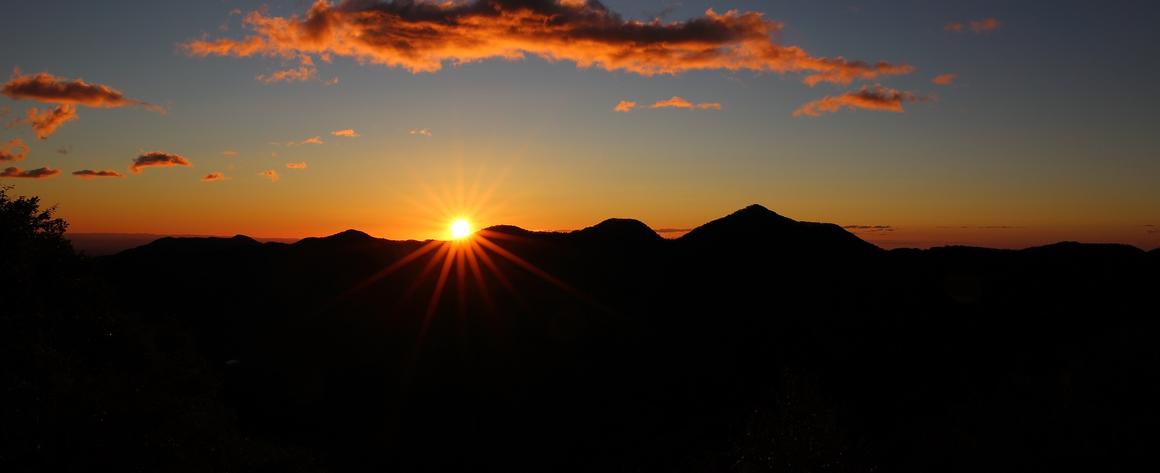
[25,104,78,139]
[1,166,60,179]
[843,224,894,232]
[183,0,912,86]
[130,151,192,173]
[2,69,164,138]
[296,136,324,145]
[932,73,956,86]
[222,149,238,156]
[331,128,359,137]
[72,169,123,179]
[409,128,432,137]
[649,96,721,110]
[258,169,280,182]
[257,55,319,83]
[945,18,1000,34]
[286,162,307,169]
[202,172,227,182]
[793,85,928,117]
[613,100,637,113]
[0,138,29,162]
[2,69,162,111]
[56,145,71,155]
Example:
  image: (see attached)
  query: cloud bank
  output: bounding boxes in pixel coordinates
[184,0,912,86]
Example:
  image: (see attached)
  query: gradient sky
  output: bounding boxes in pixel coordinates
[1,0,1157,248]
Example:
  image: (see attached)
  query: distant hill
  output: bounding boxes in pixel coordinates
[67,232,299,256]
[19,205,1160,472]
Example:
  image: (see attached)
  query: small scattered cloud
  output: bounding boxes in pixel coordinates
[793,85,928,117]
[613,100,637,113]
[286,162,307,169]
[331,128,359,137]
[945,18,1001,34]
[2,166,60,179]
[295,136,324,145]
[202,172,227,182]
[650,96,722,110]
[409,128,432,137]
[0,138,29,162]
[221,149,238,156]
[258,169,279,182]
[72,169,123,179]
[256,55,318,84]
[130,151,191,173]
[56,145,71,155]
[24,104,79,139]
[932,73,957,86]
[843,225,895,232]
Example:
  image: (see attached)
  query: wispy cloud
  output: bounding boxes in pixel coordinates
[130,151,191,173]
[932,73,957,86]
[258,169,279,182]
[0,138,29,162]
[650,96,721,110]
[221,150,238,156]
[286,162,307,169]
[843,224,895,232]
[945,18,1001,34]
[2,166,60,179]
[331,128,359,137]
[295,136,324,145]
[793,85,928,117]
[72,169,123,179]
[409,128,432,137]
[613,100,637,113]
[183,0,912,86]
[202,172,227,182]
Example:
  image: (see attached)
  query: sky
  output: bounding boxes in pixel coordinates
[1,0,1158,249]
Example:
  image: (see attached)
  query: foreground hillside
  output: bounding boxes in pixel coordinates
[6,204,1159,472]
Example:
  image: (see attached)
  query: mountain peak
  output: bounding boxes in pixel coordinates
[572,218,661,243]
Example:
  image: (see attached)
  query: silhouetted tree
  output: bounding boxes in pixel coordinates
[0,185,75,307]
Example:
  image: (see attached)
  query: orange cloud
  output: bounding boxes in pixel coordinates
[257,56,318,83]
[932,73,957,86]
[72,169,123,179]
[259,169,279,182]
[793,85,928,117]
[286,162,307,169]
[613,100,637,113]
[2,69,161,111]
[945,18,1000,34]
[25,104,78,139]
[650,96,721,110]
[183,0,912,86]
[331,128,359,137]
[202,172,227,182]
[222,150,238,156]
[130,152,192,173]
[2,166,60,179]
[0,138,29,162]
[409,128,432,137]
[296,136,324,145]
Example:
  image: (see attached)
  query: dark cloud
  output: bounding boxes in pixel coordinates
[184,0,912,86]
[130,152,192,173]
[72,169,124,179]
[843,225,895,232]
[2,166,60,179]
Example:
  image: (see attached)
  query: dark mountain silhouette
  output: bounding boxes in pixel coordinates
[7,202,1159,472]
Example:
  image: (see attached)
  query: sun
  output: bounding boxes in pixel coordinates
[449,218,473,240]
